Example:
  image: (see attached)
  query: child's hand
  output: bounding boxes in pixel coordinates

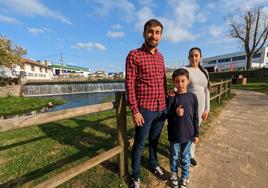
[176,105,184,117]
[192,137,199,144]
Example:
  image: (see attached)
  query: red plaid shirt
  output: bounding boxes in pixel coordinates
[125,44,167,114]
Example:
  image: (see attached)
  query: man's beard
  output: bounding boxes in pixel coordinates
[145,39,158,48]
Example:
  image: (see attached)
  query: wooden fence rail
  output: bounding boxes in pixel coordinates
[0,80,231,188]
[210,79,231,102]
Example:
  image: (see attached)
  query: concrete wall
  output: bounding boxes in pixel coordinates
[0,85,22,97]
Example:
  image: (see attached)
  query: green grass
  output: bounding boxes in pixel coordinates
[231,82,268,95]
[0,91,235,187]
[0,96,64,118]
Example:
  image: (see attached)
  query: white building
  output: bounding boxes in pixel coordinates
[51,63,91,77]
[202,47,268,72]
[0,58,53,80]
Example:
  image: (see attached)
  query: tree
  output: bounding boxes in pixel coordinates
[0,35,27,68]
[229,7,268,69]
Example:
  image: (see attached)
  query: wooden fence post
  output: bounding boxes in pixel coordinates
[217,81,222,103]
[115,91,128,177]
[228,80,231,93]
[224,81,228,97]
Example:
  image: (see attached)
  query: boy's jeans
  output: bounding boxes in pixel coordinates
[131,107,166,180]
[170,141,192,179]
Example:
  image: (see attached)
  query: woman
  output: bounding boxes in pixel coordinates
[185,47,210,167]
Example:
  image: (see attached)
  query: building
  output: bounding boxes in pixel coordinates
[202,47,268,72]
[51,63,91,77]
[0,58,53,80]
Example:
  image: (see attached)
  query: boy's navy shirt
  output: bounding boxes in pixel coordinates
[167,92,199,143]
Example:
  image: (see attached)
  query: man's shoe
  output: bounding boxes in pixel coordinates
[170,172,179,188]
[180,177,189,188]
[153,166,168,182]
[130,178,140,188]
[190,158,197,167]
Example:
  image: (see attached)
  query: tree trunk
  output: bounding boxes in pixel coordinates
[246,55,253,70]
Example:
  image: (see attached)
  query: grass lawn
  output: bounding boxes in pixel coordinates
[231,82,268,95]
[0,91,234,188]
[0,96,64,118]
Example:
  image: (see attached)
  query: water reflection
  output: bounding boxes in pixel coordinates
[42,92,115,112]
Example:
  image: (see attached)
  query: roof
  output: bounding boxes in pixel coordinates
[52,64,89,72]
[22,58,50,68]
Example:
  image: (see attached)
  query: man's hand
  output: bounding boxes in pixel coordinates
[192,137,199,144]
[133,112,144,126]
[201,111,209,121]
[167,89,175,96]
[176,105,184,117]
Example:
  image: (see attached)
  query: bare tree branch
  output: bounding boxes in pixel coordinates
[228,7,268,69]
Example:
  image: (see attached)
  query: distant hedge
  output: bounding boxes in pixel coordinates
[209,68,268,82]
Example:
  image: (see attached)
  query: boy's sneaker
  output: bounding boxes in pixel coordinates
[180,177,189,188]
[190,158,197,167]
[130,178,140,188]
[170,172,179,188]
[153,166,168,182]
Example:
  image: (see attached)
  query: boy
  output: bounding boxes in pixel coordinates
[167,68,199,188]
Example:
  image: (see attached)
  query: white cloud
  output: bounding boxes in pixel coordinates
[135,6,155,31]
[168,0,199,28]
[163,19,198,42]
[209,25,223,37]
[139,0,156,8]
[27,27,53,36]
[219,0,267,12]
[207,3,216,9]
[134,0,202,43]
[263,6,268,16]
[90,0,135,21]
[71,42,106,51]
[0,15,20,24]
[94,43,106,50]
[106,31,125,38]
[112,24,123,30]
[0,0,72,25]
[196,12,207,23]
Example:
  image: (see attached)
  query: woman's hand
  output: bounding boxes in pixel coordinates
[201,111,209,121]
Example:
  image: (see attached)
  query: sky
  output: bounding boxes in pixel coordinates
[0,0,268,73]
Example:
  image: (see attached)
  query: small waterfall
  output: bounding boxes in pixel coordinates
[22,82,125,96]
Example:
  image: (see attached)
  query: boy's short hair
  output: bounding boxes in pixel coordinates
[172,68,189,81]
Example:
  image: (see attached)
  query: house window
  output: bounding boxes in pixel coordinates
[266,52,268,57]
[40,67,43,73]
[253,53,261,58]
[45,68,47,73]
[20,64,25,70]
[31,65,35,72]
[208,60,217,64]
[232,55,246,61]
[218,58,231,63]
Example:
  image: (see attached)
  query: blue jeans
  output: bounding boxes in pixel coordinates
[169,141,192,179]
[131,107,166,180]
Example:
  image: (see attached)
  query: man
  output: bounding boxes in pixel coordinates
[125,19,168,188]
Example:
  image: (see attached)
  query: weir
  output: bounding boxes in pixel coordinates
[21,82,125,96]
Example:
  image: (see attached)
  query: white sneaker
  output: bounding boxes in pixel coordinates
[180,177,189,188]
[170,172,179,188]
[130,178,140,188]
